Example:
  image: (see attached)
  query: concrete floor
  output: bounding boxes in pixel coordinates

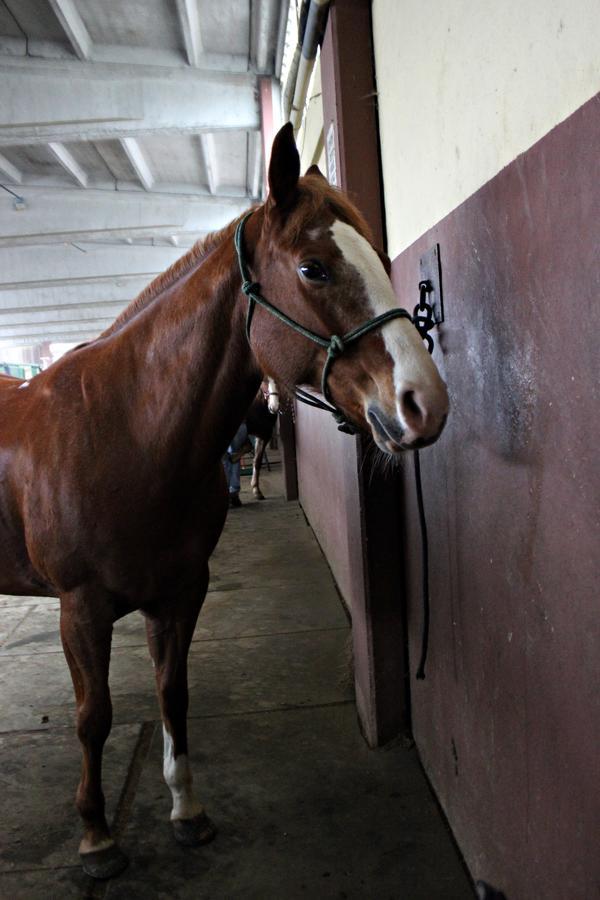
[0,457,473,899]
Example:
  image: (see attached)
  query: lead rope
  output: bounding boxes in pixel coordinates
[414,280,435,680]
[235,213,437,680]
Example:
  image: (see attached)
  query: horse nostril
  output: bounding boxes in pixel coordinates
[400,389,426,427]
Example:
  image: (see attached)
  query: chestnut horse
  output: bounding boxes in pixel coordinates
[0,124,448,879]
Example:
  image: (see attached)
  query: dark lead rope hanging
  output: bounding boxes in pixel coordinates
[413,279,436,681]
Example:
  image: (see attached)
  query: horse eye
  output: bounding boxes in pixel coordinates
[298,260,329,282]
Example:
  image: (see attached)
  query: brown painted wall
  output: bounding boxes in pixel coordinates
[296,405,364,614]
[393,93,600,898]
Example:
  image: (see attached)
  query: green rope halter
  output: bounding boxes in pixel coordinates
[234,211,415,434]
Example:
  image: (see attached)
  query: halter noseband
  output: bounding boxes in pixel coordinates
[234,211,425,434]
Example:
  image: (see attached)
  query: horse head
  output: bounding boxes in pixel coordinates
[245,124,449,455]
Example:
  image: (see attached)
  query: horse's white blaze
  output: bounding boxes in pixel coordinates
[162,726,203,821]
[330,220,444,425]
[267,377,279,414]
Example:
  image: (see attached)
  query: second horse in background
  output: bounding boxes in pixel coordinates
[246,379,279,501]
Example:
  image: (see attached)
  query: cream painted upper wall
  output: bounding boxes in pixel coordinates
[373,0,600,256]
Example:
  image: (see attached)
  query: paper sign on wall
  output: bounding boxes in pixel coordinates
[326,122,338,186]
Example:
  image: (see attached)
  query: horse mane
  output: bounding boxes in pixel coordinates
[100,211,253,338]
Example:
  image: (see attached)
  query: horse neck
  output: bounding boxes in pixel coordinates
[105,235,260,468]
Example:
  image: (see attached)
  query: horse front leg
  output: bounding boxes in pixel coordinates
[144,573,216,847]
[251,437,266,500]
[60,590,127,879]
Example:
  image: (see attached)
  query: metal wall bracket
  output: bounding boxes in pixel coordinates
[419,244,444,324]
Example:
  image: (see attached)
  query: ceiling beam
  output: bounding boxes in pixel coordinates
[251,0,281,73]
[176,0,203,67]
[0,152,23,184]
[0,275,151,314]
[0,243,182,286]
[47,142,88,188]
[0,321,115,346]
[0,298,131,318]
[0,34,249,72]
[0,186,249,247]
[0,59,259,145]
[120,138,155,191]
[0,172,249,198]
[47,0,92,61]
[0,305,123,329]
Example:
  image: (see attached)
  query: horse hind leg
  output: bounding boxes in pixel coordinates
[251,437,266,500]
[144,572,216,848]
[60,590,128,879]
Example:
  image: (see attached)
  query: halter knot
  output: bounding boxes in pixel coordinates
[328,335,345,358]
[332,410,357,434]
[242,280,260,296]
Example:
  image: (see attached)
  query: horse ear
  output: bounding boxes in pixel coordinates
[305,164,327,181]
[267,123,300,210]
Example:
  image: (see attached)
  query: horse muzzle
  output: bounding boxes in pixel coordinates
[367,385,448,454]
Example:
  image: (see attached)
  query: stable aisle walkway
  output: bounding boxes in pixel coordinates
[0,460,472,899]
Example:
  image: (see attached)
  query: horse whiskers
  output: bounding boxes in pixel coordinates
[359,440,402,488]
[361,440,380,488]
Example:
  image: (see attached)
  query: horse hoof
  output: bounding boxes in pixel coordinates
[80,843,129,880]
[253,491,265,500]
[172,812,217,847]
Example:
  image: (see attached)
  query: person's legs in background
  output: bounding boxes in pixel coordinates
[223,423,249,507]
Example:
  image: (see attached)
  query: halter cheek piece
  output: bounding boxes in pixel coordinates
[234,211,433,434]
